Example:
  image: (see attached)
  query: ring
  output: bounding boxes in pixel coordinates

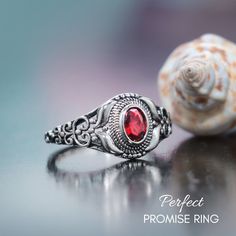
[44,93,172,159]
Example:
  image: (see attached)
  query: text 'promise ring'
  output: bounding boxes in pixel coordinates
[44,93,172,159]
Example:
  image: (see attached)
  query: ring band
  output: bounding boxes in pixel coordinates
[45,93,172,159]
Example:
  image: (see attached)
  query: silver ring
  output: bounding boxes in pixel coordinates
[44,93,172,159]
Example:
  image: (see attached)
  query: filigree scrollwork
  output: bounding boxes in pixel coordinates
[73,116,91,147]
[45,122,74,145]
[157,107,172,139]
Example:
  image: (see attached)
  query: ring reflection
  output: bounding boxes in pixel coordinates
[47,147,170,212]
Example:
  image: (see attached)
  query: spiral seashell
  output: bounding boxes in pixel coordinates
[158,34,236,135]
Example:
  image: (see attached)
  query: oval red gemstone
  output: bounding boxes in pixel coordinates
[124,107,147,142]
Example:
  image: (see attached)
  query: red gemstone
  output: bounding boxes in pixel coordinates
[124,107,147,142]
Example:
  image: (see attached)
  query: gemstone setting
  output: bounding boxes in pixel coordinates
[109,95,153,158]
[123,107,147,143]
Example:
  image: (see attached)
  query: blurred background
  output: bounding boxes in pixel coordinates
[1,0,236,236]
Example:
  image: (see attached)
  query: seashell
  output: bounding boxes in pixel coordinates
[158,33,236,135]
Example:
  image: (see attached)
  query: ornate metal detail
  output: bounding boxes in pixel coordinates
[45,93,172,159]
[108,95,153,158]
